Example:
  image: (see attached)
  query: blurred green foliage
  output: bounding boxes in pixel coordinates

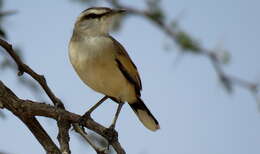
[175,31,200,52]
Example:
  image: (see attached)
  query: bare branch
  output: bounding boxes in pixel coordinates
[73,124,107,154]
[0,39,72,153]
[57,116,71,154]
[0,81,126,154]
[21,117,62,154]
[0,81,61,154]
[0,38,64,108]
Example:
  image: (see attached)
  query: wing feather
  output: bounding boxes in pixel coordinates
[109,36,142,96]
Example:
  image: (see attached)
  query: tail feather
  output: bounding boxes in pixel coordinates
[129,98,160,131]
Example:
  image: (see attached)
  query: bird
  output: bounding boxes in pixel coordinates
[69,7,160,131]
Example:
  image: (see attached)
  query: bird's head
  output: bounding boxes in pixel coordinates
[74,7,126,35]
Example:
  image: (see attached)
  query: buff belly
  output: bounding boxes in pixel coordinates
[69,37,136,103]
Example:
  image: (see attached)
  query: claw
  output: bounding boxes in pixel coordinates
[78,113,91,130]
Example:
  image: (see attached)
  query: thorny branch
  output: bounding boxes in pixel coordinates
[108,0,259,102]
[0,39,126,154]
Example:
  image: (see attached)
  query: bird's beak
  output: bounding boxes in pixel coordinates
[113,9,127,14]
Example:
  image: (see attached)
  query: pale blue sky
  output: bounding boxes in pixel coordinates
[1,0,260,154]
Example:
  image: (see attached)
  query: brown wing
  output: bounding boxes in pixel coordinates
[109,36,142,96]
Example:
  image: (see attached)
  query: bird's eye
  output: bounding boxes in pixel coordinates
[82,13,105,20]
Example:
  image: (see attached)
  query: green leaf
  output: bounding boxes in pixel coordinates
[176,31,200,52]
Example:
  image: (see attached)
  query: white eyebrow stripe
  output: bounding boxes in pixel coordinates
[87,10,107,14]
[81,7,111,15]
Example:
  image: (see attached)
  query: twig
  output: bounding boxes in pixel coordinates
[73,124,107,154]
[57,116,71,154]
[0,39,64,108]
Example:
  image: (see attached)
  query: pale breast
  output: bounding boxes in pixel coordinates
[69,36,136,102]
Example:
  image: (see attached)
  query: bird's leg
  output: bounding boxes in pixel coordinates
[79,96,108,126]
[85,96,108,116]
[103,103,124,150]
[109,103,124,130]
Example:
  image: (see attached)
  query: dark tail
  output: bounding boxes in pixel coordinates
[129,98,160,131]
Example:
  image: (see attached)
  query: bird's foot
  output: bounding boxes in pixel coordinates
[104,125,118,150]
[78,112,92,129]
